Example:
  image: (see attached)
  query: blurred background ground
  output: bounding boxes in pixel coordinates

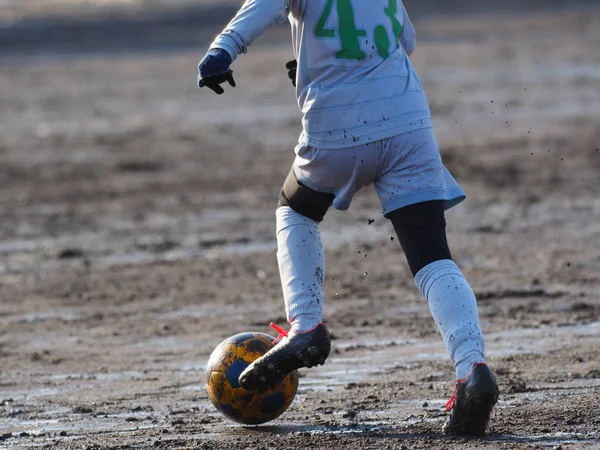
[0,1,599,449]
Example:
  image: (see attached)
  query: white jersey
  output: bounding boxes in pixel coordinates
[211,0,432,149]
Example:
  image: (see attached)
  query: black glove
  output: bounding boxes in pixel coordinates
[198,48,236,95]
[286,60,297,87]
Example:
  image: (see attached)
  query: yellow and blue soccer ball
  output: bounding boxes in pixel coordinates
[205,332,299,425]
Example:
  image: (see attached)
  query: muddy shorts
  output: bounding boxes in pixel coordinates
[292,127,466,216]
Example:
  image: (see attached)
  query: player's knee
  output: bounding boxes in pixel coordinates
[278,169,334,223]
[402,233,452,276]
[387,201,452,276]
[275,206,320,237]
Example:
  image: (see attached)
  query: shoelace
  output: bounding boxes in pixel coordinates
[445,362,487,411]
[270,322,289,345]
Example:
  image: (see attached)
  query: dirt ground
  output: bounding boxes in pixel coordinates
[1,1,600,449]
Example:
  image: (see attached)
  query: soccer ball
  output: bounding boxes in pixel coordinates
[205,332,299,425]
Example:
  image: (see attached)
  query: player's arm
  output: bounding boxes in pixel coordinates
[399,1,416,56]
[198,0,290,94]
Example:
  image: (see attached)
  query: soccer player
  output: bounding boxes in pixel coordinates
[198,0,499,436]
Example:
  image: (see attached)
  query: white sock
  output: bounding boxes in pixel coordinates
[276,206,324,332]
[415,259,486,380]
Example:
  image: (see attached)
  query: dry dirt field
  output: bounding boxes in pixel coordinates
[1,1,600,449]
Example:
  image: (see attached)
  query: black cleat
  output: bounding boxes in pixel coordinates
[239,323,331,391]
[443,363,499,436]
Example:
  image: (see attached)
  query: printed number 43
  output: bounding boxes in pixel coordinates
[315,0,403,60]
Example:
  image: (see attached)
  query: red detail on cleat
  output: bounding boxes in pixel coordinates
[445,390,457,411]
[269,322,289,344]
[445,362,488,411]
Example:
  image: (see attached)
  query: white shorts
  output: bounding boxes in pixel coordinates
[293,127,465,216]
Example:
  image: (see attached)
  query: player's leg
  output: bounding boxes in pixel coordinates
[239,143,379,391]
[276,169,333,332]
[387,200,488,379]
[238,169,334,391]
[387,201,498,436]
[375,128,498,435]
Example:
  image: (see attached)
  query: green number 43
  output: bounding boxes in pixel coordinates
[315,0,402,60]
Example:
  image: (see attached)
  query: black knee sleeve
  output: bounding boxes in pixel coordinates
[278,169,334,222]
[386,200,453,276]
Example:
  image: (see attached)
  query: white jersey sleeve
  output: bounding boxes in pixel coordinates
[210,0,290,62]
